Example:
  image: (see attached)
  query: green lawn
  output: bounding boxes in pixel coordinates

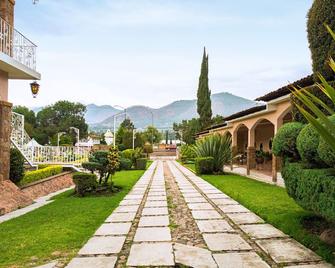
[0,168,148,268]
[183,163,335,264]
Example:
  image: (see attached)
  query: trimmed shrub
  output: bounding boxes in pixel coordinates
[73,172,97,196]
[195,157,214,175]
[136,158,147,170]
[282,162,335,221]
[272,122,304,161]
[122,149,135,160]
[9,148,25,184]
[21,165,63,186]
[297,124,323,166]
[38,164,50,169]
[120,158,132,170]
[180,144,196,163]
[193,134,231,173]
[82,162,102,173]
[318,138,335,167]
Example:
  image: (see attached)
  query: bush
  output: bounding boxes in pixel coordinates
[195,157,214,175]
[122,149,135,160]
[282,162,335,221]
[120,158,132,170]
[73,172,97,196]
[9,148,25,184]
[317,115,335,167]
[297,124,323,166]
[136,158,147,170]
[82,162,102,173]
[272,122,304,161]
[21,165,63,186]
[38,164,50,169]
[180,144,196,163]
[143,144,153,155]
[193,134,231,173]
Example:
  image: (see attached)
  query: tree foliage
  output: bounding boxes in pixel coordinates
[197,47,212,130]
[141,126,162,144]
[13,106,36,137]
[173,118,201,145]
[307,0,335,80]
[116,118,134,149]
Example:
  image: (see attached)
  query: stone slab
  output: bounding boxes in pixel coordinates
[187,202,214,210]
[173,243,217,268]
[144,201,167,208]
[284,264,334,268]
[138,215,169,227]
[240,224,288,239]
[127,242,174,266]
[203,233,252,251]
[78,236,125,255]
[213,252,270,268]
[124,194,143,200]
[119,199,141,206]
[191,210,222,220]
[206,193,230,199]
[212,198,239,206]
[105,212,136,223]
[226,212,264,225]
[146,195,167,201]
[183,193,203,198]
[219,204,250,214]
[94,222,131,236]
[196,219,234,233]
[142,207,168,216]
[113,205,139,213]
[66,257,117,268]
[134,227,171,242]
[147,192,166,196]
[256,239,322,264]
[184,197,208,203]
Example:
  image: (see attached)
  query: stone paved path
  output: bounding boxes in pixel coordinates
[64,160,334,268]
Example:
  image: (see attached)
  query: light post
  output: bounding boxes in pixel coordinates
[132,128,136,150]
[70,127,80,157]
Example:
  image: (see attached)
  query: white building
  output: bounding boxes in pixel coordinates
[104,129,114,145]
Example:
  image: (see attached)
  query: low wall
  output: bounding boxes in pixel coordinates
[20,172,74,200]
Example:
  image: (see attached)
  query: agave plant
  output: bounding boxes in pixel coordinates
[193,134,232,172]
[292,25,335,152]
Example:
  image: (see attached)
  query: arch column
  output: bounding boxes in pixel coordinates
[247,128,256,175]
[272,121,283,183]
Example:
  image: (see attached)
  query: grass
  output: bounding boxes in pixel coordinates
[0,167,148,268]
[182,163,335,264]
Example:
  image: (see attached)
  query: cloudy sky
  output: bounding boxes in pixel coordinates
[9,0,313,108]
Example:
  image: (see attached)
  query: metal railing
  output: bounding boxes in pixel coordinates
[11,112,91,167]
[0,17,37,70]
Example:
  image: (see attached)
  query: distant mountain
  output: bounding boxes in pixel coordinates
[88,92,259,130]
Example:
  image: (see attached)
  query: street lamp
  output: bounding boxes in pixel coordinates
[57,132,66,147]
[113,105,127,120]
[70,127,80,146]
[132,128,136,150]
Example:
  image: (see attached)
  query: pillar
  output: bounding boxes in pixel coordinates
[247,147,256,175]
[0,0,15,25]
[231,145,237,170]
[0,100,12,182]
[272,155,281,183]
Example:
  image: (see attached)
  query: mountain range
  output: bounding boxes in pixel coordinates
[88,92,259,130]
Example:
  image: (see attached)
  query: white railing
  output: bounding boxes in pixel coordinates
[0,17,37,70]
[11,112,91,167]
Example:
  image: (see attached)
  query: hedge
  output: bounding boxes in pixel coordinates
[136,158,147,170]
[195,157,214,175]
[9,148,25,184]
[73,172,97,196]
[20,165,63,186]
[120,158,132,170]
[282,162,335,221]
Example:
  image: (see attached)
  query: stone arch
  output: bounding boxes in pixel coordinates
[250,118,275,152]
[233,124,249,154]
[278,106,293,127]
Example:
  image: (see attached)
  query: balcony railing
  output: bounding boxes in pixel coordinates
[0,16,37,70]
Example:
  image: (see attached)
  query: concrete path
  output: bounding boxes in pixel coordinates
[64,160,333,268]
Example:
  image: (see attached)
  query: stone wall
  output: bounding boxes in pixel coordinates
[21,172,73,200]
[0,100,12,182]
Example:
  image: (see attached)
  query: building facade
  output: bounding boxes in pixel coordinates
[197,75,314,184]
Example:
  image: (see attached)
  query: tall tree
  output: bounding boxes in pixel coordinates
[116,118,134,149]
[197,47,212,130]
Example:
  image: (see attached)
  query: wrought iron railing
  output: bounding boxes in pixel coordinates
[11,112,91,166]
[0,17,37,70]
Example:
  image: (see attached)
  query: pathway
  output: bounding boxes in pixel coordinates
[63,160,333,268]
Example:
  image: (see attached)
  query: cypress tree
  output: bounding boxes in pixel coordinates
[197,47,212,130]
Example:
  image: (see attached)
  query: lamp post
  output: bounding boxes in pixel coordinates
[57,132,66,147]
[132,128,136,150]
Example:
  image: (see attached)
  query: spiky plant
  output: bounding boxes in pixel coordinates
[193,134,231,173]
[292,25,335,153]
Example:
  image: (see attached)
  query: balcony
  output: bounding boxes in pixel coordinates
[0,16,40,80]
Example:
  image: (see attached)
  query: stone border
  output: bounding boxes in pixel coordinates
[20,172,72,189]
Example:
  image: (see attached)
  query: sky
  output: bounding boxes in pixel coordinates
[9,0,313,109]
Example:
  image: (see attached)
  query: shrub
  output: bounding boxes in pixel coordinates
[122,149,134,161]
[317,115,335,167]
[195,157,214,175]
[73,172,97,196]
[82,162,102,173]
[193,134,231,173]
[21,165,63,186]
[297,124,323,166]
[143,144,153,155]
[120,158,132,170]
[9,148,25,184]
[282,163,335,221]
[136,158,147,170]
[272,122,304,161]
[180,144,196,163]
[83,150,110,184]
[38,164,49,169]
